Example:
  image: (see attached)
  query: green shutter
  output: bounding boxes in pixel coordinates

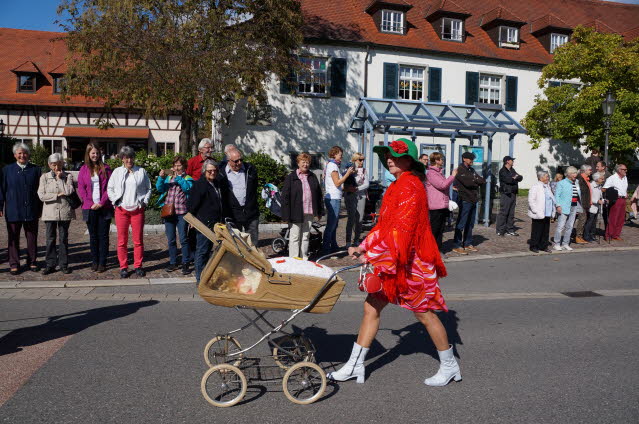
[548,81,561,87]
[505,76,518,112]
[330,58,347,98]
[280,56,298,94]
[428,67,442,102]
[383,62,399,99]
[465,71,479,105]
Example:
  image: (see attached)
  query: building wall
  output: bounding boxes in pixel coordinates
[222,43,589,189]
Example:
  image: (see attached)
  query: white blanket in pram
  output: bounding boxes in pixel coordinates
[267,257,335,279]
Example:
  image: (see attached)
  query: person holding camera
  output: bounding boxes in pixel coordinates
[496,156,523,236]
[322,145,354,254]
[157,156,194,274]
[344,152,369,247]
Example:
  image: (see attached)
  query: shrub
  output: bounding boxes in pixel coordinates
[29,143,50,170]
[244,151,289,222]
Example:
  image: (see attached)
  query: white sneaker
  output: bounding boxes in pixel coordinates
[553,244,563,251]
[561,244,573,251]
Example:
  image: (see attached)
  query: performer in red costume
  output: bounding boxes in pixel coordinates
[327,138,461,387]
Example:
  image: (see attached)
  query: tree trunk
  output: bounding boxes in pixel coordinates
[179,109,192,155]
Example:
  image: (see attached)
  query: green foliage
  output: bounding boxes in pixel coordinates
[522,26,639,164]
[0,136,20,167]
[57,0,304,152]
[245,151,290,222]
[29,143,51,170]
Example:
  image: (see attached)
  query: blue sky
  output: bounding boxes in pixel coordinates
[1,0,639,32]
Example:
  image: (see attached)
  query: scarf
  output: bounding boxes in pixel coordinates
[368,172,447,302]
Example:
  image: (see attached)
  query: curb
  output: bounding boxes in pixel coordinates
[1,246,638,289]
[86,223,289,235]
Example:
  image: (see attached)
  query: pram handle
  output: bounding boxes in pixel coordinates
[315,250,349,264]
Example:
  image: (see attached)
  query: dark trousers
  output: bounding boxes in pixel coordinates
[584,211,598,241]
[7,220,38,269]
[429,208,449,251]
[45,221,70,269]
[453,201,477,248]
[235,218,259,247]
[530,217,551,250]
[496,193,517,233]
[86,209,111,266]
[195,232,213,283]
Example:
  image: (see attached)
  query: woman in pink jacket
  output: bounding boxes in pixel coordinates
[425,152,457,252]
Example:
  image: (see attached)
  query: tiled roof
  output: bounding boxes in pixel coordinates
[365,0,413,14]
[425,0,471,20]
[0,28,105,108]
[300,0,639,66]
[479,7,525,27]
[582,19,616,34]
[529,13,571,33]
[623,26,639,41]
[62,126,150,139]
[48,63,68,74]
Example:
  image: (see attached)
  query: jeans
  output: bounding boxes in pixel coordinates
[45,221,70,269]
[554,206,578,246]
[195,232,213,284]
[115,207,145,269]
[344,192,365,243]
[322,197,341,253]
[86,208,111,266]
[289,214,313,260]
[453,201,477,248]
[165,214,190,265]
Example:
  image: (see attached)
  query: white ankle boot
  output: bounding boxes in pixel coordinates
[424,345,462,386]
[327,342,369,383]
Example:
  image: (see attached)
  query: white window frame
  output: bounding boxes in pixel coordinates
[53,75,65,94]
[380,9,404,34]
[398,65,425,101]
[479,74,503,105]
[499,26,519,48]
[297,57,328,96]
[442,17,463,41]
[550,33,569,53]
[41,139,63,155]
[156,142,175,156]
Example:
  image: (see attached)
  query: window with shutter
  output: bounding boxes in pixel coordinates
[428,67,442,102]
[383,63,399,99]
[465,72,479,105]
[330,58,347,98]
[505,76,518,111]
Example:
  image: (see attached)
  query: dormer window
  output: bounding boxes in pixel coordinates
[550,33,569,53]
[442,17,463,41]
[381,10,404,34]
[499,26,519,48]
[53,75,65,94]
[18,74,36,92]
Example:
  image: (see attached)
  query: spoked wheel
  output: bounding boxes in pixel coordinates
[271,238,287,255]
[282,362,326,405]
[201,364,247,408]
[272,335,313,370]
[204,335,243,367]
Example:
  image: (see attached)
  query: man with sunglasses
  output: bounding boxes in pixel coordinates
[219,149,260,245]
[603,163,628,241]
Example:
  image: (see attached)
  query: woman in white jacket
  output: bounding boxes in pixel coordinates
[107,146,151,278]
[528,171,555,253]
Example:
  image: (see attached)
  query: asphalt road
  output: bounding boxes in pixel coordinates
[1,251,638,424]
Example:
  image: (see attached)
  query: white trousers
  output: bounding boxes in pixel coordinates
[288,214,314,260]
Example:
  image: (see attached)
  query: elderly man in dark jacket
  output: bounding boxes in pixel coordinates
[452,152,486,255]
[188,159,228,284]
[496,155,524,236]
[218,149,260,245]
[0,143,42,274]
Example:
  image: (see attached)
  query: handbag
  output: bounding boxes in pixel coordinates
[67,191,82,210]
[357,263,383,294]
[160,203,175,219]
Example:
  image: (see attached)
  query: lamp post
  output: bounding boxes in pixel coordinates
[601,91,616,166]
[0,118,6,163]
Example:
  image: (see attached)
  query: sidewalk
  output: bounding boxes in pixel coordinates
[1,198,637,282]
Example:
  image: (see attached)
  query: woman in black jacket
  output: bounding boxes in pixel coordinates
[281,153,323,259]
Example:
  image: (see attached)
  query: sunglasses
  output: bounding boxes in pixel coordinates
[230,158,243,164]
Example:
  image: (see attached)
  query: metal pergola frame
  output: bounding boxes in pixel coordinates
[348,97,527,227]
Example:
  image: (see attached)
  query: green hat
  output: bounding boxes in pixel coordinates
[373,138,425,173]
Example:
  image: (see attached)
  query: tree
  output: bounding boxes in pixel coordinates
[57,0,304,153]
[522,26,639,164]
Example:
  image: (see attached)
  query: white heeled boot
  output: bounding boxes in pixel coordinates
[327,342,369,383]
[424,345,462,386]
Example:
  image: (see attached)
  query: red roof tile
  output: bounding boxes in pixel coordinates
[529,13,571,33]
[479,7,525,28]
[582,19,616,34]
[300,0,639,66]
[48,63,68,74]
[365,0,413,14]
[62,126,150,139]
[623,26,639,41]
[11,61,41,74]
[425,0,471,19]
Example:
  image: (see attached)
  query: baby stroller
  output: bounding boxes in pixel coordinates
[262,183,324,257]
[184,213,359,407]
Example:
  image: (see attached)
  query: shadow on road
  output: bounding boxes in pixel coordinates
[0,301,159,356]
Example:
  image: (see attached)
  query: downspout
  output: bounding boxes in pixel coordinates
[363,43,371,97]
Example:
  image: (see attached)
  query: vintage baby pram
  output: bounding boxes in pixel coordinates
[184,213,358,407]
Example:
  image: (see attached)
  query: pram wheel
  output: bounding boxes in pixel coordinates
[201,364,247,408]
[272,335,313,370]
[271,237,287,255]
[204,335,243,367]
[282,362,326,405]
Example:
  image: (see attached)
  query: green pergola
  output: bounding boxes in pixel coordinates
[348,97,527,227]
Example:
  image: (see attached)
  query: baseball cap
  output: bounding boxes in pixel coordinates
[503,155,515,163]
[461,152,476,160]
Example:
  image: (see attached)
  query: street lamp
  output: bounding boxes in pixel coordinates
[0,118,5,137]
[601,91,616,165]
[0,119,5,163]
